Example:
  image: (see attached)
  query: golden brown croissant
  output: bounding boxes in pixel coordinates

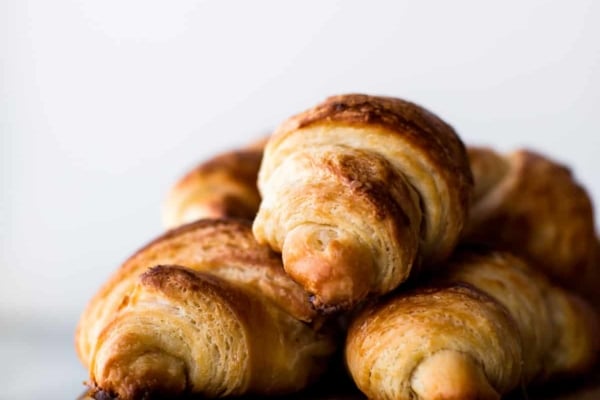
[76,219,336,399]
[162,137,267,228]
[345,248,599,400]
[253,94,473,309]
[465,147,599,303]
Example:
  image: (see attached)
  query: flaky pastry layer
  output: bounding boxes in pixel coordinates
[254,93,473,308]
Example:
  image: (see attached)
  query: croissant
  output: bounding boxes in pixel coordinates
[162,137,267,229]
[345,248,599,400]
[465,147,599,303]
[76,219,336,399]
[253,94,473,309]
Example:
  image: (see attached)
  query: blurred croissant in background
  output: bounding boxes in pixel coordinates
[162,137,267,229]
[465,147,600,307]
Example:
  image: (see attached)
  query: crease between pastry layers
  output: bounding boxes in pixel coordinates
[253,93,473,309]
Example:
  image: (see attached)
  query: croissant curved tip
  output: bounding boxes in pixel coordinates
[410,350,500,400]
[93,350,188,400]
[282,224,374,309]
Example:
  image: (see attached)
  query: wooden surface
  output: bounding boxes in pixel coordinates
[79,365,600,399]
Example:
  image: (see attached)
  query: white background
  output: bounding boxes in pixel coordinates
[1,0,599,398]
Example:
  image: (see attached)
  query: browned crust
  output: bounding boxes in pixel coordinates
[276,93,473,215]
[113,219,316,320]
[176,149,262,195]
[139,264,241,301]
[317,149,419,293]
[135,218,254,258]
[370,281,515,324]
[323,152,411,224]
[185,195,260,221]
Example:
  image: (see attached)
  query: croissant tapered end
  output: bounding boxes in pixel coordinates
[92,351,188,400]
[91,266,250,399]
[254,93,473,309]
[345,285,521,400]
[411,350,500,400]
[282,223,376,309]
[162,147,263,229]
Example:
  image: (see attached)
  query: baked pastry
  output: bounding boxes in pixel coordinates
[465,147,599,303]
[162,137,267,229]
[76,219,335,399]
[253,94,473,309]
[345,248,599,400]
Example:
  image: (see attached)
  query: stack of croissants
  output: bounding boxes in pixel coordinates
[76,94,600,400]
